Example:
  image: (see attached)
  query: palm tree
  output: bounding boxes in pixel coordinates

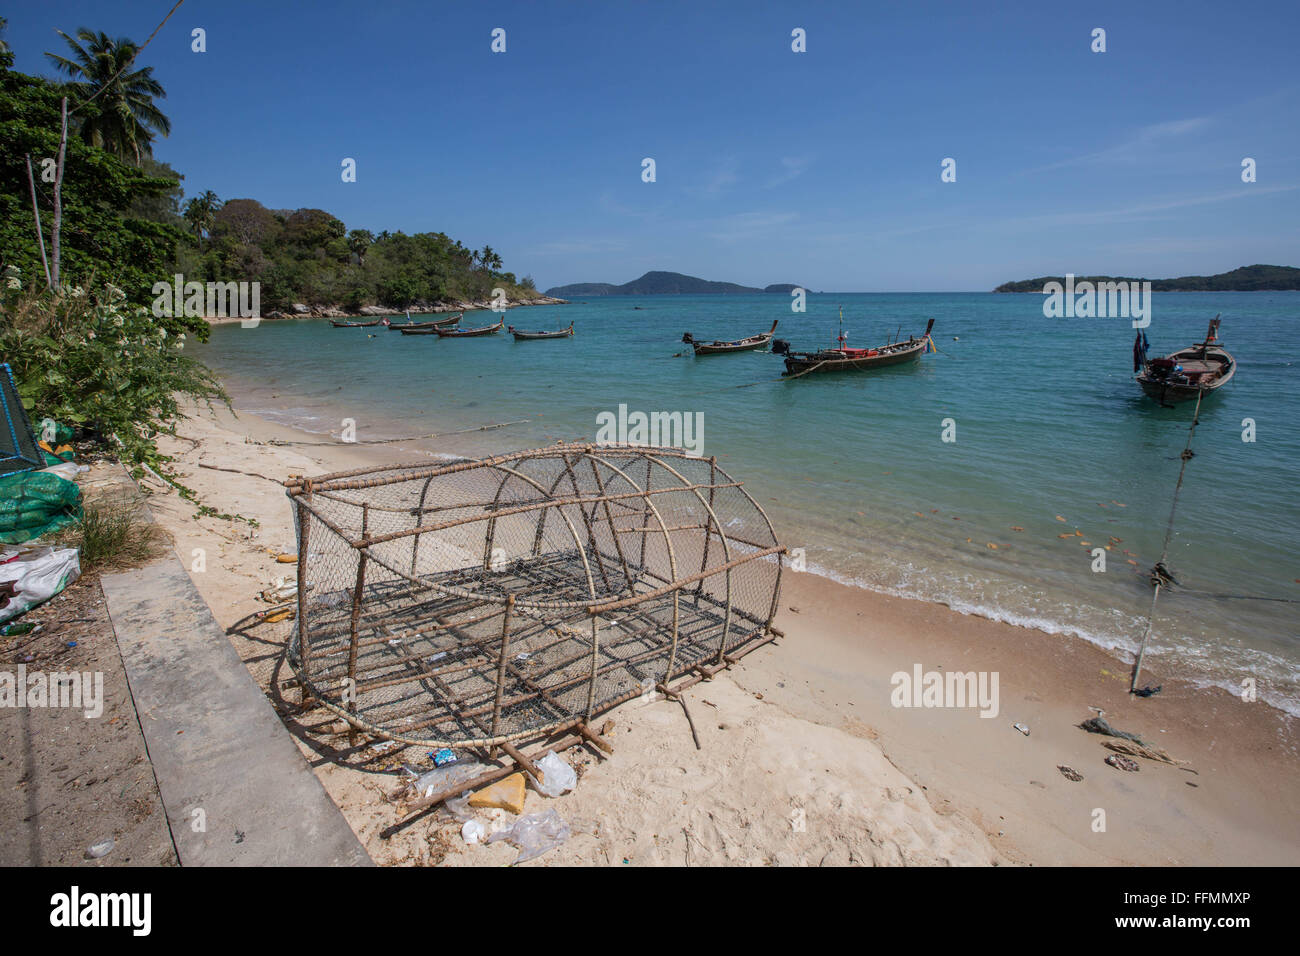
[46,28,171,165]
[347,229,374,265]
[182,190,221,248]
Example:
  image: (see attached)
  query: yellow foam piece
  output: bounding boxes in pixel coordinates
[468,773,527,814]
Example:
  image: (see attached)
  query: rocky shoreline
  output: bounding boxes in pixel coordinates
[258,295,568,321]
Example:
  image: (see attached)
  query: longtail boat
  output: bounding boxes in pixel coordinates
[773,315,935,377]
[1135,316,1235,405]
[508,322,574,340]
[681,319,778,355]
[394,313,462,333]
[434,318,504,338]
[330,317,387,328]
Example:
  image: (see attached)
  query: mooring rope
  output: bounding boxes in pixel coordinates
[243,418,531,448]
[1131,388,1205,692]
[1172,588,1300,604]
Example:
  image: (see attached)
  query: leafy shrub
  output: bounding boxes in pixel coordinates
[0,268,228,470]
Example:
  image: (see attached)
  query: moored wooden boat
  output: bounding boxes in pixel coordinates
[773,318,935,376]
[434,318,505,337]
[1135,316,1235,405]
[508,322,574,340]
[394,313,462,333]
[682,319,778,355]
[330,317,387,328]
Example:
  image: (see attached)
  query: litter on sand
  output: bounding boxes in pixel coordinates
[408,760,486,799]
[486,809,570,864]
[0,546,81,624]
[1079,715,1147,746]
[532,751,577,798]
[1103,739,1194,770]
[1105,754,1141,772]
[468,772,527,814]
[1058,765,1083,782]
[1013,722,1030,736]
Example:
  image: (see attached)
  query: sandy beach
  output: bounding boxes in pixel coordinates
[137,399,1300,866]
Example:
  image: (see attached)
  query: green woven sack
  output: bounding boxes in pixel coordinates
[0,472,82,541]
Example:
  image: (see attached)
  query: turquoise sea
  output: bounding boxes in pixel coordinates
[195,292,1300,714]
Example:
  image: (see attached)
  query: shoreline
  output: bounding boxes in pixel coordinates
[194,361,1300,721]
[200,295,568,325]
[144,398,1300,865]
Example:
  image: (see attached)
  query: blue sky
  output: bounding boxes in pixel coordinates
[7,0,1299,291]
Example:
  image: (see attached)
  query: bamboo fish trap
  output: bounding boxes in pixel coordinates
[283,443,784,749]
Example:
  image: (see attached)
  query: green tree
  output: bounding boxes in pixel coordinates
[0,51,192,315]
[130,157,185,228]
[45,28,171,165]
[211,198,279,248]
[347,228,373,265]
[182,189,221,248]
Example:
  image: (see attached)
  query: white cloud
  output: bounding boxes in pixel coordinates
[1028,115,1213,172]
[764,155,813,188]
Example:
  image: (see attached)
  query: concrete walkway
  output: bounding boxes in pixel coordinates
[102,555,371,866]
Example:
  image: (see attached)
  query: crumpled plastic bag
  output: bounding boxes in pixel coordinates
[443,791,473,822]
[0,546,81,624]
[409,760,485,799]
[486,809,570,864]
[533,751,577,797]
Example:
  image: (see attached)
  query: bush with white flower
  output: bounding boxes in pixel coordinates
[0,281,228,470]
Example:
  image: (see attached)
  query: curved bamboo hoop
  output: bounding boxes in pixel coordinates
[287,444,781,747]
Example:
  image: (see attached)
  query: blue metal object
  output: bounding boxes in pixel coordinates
[0,363,43,478]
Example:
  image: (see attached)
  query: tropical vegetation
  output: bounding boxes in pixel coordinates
[0,24,536,487]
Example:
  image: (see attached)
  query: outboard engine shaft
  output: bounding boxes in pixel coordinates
[771,339,791,356]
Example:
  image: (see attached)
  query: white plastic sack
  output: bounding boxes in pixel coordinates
[0,546,81,624]
[39,462,85,482]
[533,751,577,797]
[486,809,570,864]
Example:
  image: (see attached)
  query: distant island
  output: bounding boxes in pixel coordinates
[545,271,806,297]
[993,264,1300,293]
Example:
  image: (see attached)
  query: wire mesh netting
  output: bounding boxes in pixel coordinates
[0,363,43,478]
[284,443,784,748]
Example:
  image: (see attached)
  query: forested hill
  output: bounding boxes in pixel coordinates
[546,271,800,297]
[0,53,546,317]
[993,264,1300,293]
